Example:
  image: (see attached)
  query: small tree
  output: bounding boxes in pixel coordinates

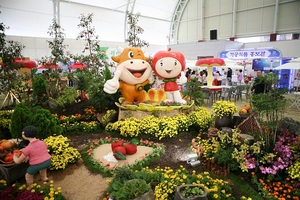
[76,13,107,76]
[32,74,49,106]
[0,21,30,105]
[251,72,288,152]
[182,78,204,106]
[37,20,69,99]
[125,11,149,48]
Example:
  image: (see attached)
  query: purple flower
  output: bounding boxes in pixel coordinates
[245,157,256,169]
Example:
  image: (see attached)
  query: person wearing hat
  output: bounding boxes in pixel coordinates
[13,125,52,187]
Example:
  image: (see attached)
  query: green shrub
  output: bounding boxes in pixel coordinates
[30,107,62,139]
[10,104,62,139]
[109,179,151,200]
[54,87,78,108]
[89,67,120,112]
[32,74,48,106]
[0,110,13,139]
[10,104,32,138]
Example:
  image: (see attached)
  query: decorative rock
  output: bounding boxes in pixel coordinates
[221,127,232,137]
[240,134,254,145]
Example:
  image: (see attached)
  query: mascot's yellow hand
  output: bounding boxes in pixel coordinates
[104,70,121,94]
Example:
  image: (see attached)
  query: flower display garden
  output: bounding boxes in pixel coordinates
[0,16,299,200]
[0,97,299,199]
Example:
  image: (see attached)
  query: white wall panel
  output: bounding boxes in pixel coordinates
[187,21,198,39]
[204,0,221,16]
[175,0,299,43]
[262,6,275,32]
[277,2,300,31]
[220,1,233,13]
[236,12,247,35]
[247,0,265,8]
[247,9,263,32]
[219,14,232,37]
[178,22,188,42]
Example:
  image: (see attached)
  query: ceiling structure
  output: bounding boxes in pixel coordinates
[3,0,299,46]
[63,0,178,21]
[59,0,180,40]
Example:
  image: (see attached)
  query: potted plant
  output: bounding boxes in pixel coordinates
[212,100,237,129]
[174,184,208,200]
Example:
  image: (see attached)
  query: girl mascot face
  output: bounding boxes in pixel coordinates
[151,48,187,104]
[151,48,185,79]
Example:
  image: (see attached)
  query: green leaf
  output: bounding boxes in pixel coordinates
[130,138,139,144]
[115,152,127,160]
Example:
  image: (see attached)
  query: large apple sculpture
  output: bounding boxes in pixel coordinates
[111,139,139,160]
[151,48,187,104]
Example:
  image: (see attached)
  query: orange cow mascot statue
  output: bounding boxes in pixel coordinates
[104,47,153,104]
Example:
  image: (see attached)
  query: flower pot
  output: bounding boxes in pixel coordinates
[215,115,233,129]
[174,184,208,200]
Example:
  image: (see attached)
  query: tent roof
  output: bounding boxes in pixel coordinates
[69,0,177,21]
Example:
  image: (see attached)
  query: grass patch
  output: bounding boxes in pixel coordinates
[229,173,263,200]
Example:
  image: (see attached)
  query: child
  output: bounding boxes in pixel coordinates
[13,125,51,187]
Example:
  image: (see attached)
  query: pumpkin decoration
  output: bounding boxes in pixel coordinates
[239,104,252,119]
[0,139,16,150]
[239,108,248,114]
[244,104,251,111]
[239,105,251,114]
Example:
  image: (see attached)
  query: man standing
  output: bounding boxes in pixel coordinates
[251,70,267,94]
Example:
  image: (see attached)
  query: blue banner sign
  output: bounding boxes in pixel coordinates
[219,49,281,59]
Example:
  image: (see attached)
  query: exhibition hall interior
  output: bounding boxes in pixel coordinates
[1,1,300,199]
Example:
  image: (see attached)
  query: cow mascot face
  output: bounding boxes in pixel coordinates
[104,47,153,104]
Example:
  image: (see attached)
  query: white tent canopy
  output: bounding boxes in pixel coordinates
[274,58,300,70]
